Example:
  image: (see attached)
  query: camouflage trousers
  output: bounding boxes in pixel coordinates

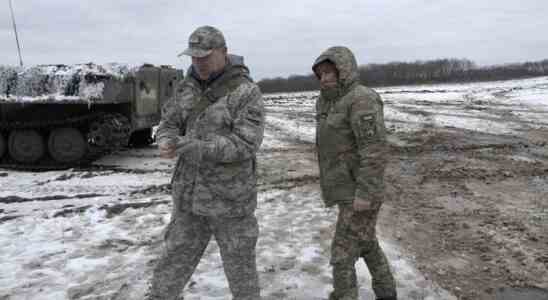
[147,209,260,300]
[329,204,397,300]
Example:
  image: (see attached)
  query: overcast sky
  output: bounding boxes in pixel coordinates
[1,0,548,80]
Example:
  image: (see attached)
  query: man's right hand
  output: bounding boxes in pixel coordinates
[158,141,176,159]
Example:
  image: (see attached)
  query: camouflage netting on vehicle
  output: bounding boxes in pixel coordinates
[0,63,140,102]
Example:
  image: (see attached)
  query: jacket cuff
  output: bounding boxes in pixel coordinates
[354,188,369,200]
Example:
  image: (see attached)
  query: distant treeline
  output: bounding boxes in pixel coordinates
[258,58,548,93]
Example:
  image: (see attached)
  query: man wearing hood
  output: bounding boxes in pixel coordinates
[312,46,397,300]
[147,25,264,300]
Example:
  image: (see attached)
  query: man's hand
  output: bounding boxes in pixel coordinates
[158,137,202,159]
[353,197,374,212]
[175,137,199,156]
[158,140,176,159]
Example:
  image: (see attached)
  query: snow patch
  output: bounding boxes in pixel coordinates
[0,63,144,103]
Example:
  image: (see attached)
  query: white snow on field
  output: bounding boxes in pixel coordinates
[379,77,548,134]
[265,114,315,144]
[263,76,548,136]
[0,186,455,300]
[2,76,548,299]
[0,203,170,300]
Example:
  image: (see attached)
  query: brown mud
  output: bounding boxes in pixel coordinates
[379,127,548,300]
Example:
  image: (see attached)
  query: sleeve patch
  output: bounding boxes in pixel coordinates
[359,113,377,138]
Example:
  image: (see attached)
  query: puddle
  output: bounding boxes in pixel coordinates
[496,287,548,300]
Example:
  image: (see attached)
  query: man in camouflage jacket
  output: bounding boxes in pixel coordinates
[312,46,397,300]
[147,26,264,300]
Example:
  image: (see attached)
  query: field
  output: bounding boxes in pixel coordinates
[1,76,547,300]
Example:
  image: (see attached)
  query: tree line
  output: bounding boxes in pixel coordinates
[258,58,548,94]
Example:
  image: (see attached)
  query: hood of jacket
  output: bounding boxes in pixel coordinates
[312,46,360,94]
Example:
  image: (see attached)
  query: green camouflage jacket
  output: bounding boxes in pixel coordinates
[313,46,387,207]
[157,55,264,217]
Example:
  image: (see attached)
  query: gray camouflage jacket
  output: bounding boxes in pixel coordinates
[157,55,264,217]
[313,47,387,207]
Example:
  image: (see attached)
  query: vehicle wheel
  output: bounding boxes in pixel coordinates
[0,132,6,159]
[48,128,88,163]
[88,113,131,149]
[8,130,45,163]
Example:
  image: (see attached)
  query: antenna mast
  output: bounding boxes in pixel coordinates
[9,0,24,67]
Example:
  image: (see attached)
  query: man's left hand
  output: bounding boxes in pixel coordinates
[158,140,177,159]
[353,197,374,212]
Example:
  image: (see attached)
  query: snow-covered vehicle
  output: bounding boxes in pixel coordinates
[0,63,180,170]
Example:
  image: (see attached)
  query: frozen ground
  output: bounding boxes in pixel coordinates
[1,76,548,300]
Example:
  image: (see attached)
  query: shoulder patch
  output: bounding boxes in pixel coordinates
[358,113,377,138]
[361,115,374,121]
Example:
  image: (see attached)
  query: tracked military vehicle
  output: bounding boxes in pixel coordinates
[0,63,180,170]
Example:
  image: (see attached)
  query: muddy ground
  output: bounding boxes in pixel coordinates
[262,79,548,300]
[262,110,548,299]
[381,127,548,300]
[1,78,548,300]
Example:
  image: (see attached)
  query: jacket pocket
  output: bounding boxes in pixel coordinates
[202,159,255,202]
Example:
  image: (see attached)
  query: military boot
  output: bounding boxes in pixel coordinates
[328,290,358,300]
[144,293,183,300]
[143,284,184,300]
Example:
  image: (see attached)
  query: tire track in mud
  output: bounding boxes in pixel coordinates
[0,193,105,204]
[0,173,320,222]
[387,129,548,185]
[52,200,170,218]
[259,146,315,154]
[79,165,171,175]
[392,103,548,128]
[0,178,321,224]
[0,184,142,197]
[388,127,525,152]
[389,139,524,155]
[420,163,548,183]
[258,174,319,192]
[0,215,22,224]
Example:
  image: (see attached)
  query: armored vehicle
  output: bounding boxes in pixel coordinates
[0,63,179,170]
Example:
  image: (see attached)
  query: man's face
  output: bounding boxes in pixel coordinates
[192,47,228,80]
[315,61,338,89]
